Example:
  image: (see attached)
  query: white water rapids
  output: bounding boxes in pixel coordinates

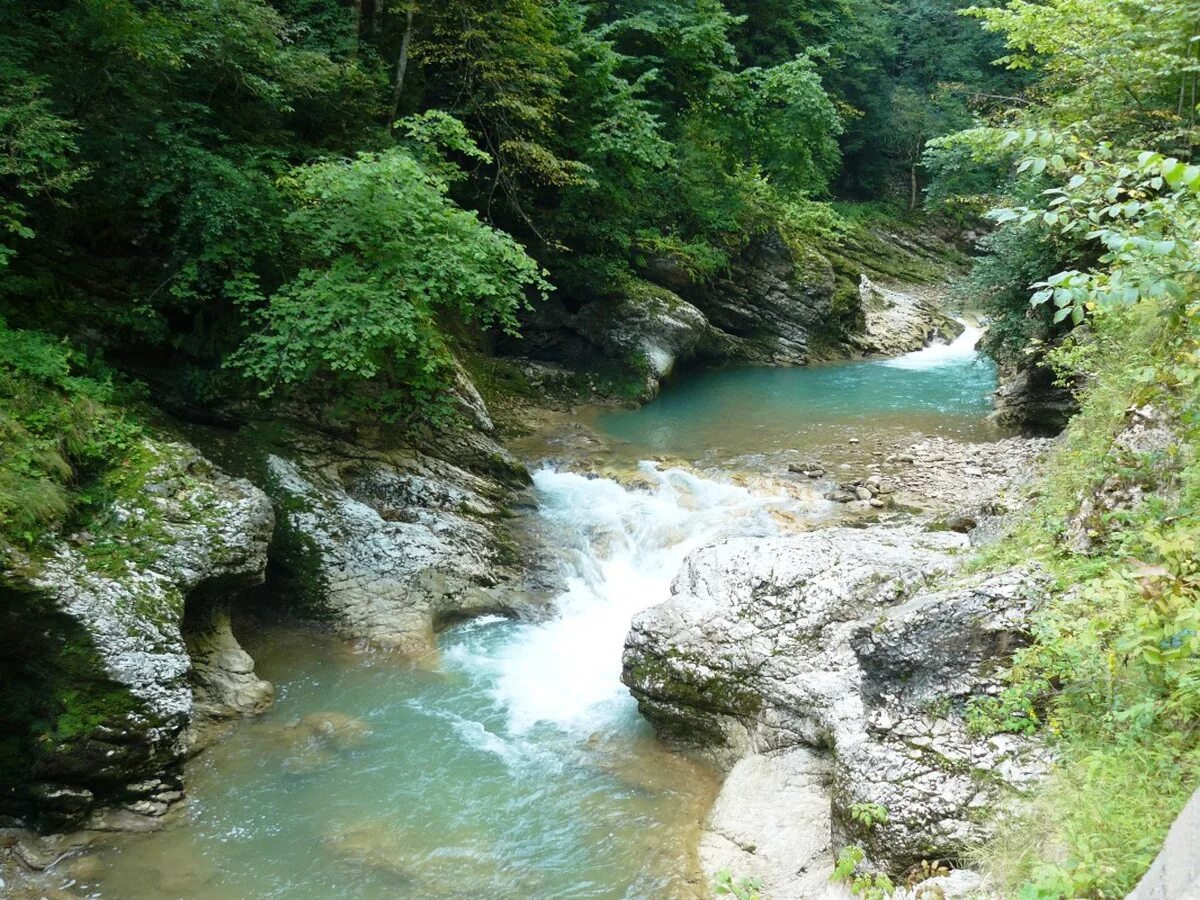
[448,463,790,737]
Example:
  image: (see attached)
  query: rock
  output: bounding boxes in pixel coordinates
[262,430,542,653]
[849,275,962,357]
[825,490,856,503]
[848,438,861,445]
[285,711,372,749]
[622,526,966,764]
[501,278,713,400]
[622,529,1050,874]
[699,749,841,900]
[184,606,274,747]
[855,486,874,501]
[788,462,826,479]
[1065,404,1184,553]
[990,355,1077,434]
[0,440,274,831]
[673,231,839,365]
[936,513,977,534]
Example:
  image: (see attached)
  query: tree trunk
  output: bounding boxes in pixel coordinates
[387,7,415,130]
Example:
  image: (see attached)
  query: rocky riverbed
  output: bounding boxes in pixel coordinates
[620,431,1055,899]
[1,261,1062,899]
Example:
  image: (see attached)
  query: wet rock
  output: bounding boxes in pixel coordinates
[285,712,372,749]
[990,356,1077,434]
[825,490,856,503]
[788,462,826,478]
[849,275,962,356]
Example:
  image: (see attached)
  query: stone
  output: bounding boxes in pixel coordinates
[623,527,1050,874]
[263,433,542,654]
[699,749,842,900]
[850,275,962,357]
[0,439,274,830]
[185,606,274,748]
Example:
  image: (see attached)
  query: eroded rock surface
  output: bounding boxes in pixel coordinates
[850,275,961,356]
[264,436,538,653]
[0,440,274,830]
[622,526,1049,882]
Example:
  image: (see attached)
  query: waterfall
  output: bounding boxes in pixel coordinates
[877,323,984,371]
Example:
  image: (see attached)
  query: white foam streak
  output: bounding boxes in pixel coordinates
[458,464,784,736]
[877,323,983,371]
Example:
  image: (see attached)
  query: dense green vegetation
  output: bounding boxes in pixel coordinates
[0,0,1021,551]
[918,0,1200,895]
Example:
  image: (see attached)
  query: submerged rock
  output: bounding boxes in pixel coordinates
[622,527,1049,874]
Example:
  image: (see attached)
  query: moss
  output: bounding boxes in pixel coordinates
[625,650,764,746]
[0,585,145,810]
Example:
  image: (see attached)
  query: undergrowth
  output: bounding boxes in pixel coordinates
[0,317,144,549]
[970,298,1200,897]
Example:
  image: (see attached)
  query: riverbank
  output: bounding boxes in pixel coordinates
[2,270,1080,900]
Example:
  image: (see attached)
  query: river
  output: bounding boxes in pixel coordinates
[79,329,998,898]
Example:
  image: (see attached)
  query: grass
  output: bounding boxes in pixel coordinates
[967,298,1200,897]
[0,317,145,550]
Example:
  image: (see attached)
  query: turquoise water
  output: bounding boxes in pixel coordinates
[78,333,997,899]
[596,327,1000,460]
[83,467,792,900]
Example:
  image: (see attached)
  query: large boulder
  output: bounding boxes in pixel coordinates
[621,527,1049,875]
[850,275,962,356]
[263,435,539,653]
[0,440,274,830]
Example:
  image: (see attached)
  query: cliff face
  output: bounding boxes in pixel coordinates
[505,228,964,401]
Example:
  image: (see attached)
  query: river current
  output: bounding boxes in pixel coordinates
[81,327,997,898]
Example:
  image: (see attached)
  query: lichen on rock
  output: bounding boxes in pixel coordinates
[0,439,274,830]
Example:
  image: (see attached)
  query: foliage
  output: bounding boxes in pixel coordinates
[712,869,763,900]
[832,845,897,899]
[227,145,550,420]
[966,297,1200,896]
[0,318,142,548]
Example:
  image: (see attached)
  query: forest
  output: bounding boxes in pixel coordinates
[3,1,1200,898]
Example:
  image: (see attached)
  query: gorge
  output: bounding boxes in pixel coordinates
[3,2,1199,898]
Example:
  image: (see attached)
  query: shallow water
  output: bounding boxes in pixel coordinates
[82,467,796,899]
[79,331,1001,898]
[595,326,999,462]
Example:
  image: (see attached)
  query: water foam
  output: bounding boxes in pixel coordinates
[450,464,785,736]
[877,322,984,371]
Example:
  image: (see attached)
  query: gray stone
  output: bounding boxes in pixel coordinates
[1127,788,1200,900]
[622,527,1050,874]
[1,439,274,829]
